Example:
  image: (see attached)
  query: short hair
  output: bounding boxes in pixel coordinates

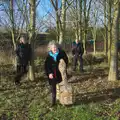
[47,40,58,52]
[19,36,26,42]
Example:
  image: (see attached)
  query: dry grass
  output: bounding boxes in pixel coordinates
[0,51,15,65]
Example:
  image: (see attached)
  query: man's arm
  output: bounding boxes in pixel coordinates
[81,42,84,55]
[15,44,20,57]
[28,44,32,61]
[62,50,69,65]
[72,42,76,55]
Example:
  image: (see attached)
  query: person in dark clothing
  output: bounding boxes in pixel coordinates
[15,36,31,85]
[72,39,84,72]
[45,41,68,106]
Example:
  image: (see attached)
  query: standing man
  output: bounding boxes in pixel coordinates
[15,36,31,85]
[72,39,84,72]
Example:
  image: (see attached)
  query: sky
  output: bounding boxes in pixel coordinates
[37,0,52,18]
[0,0,104,32]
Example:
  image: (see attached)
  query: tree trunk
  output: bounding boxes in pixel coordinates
[59,0,66,44]
[28,0,36,81]
[79,0,83,41]
[56,13,60,42]
[93,30,97,55]
[93,11,97,55]
[75,0,79,41]
[104,0,107,56]
[9,0,16,50]
[108,0,120,81]
[107,0,112,64]
[75,30,79,40]
[55,0,60,42]
[9,0,17,69]
[83,0,87,54]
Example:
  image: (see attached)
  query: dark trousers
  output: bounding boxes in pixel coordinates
[73,55,83,71]
[50,79,57,105]
[15,65,28,83]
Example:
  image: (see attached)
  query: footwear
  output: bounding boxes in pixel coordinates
[80,69,85,73]
[51,98,56,106]
[15,81,21,86]
[51,103,56,107]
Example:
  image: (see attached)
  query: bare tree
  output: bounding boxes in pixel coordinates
[107,0,112,64]
[108,0,120,81]
[83,0,93,54]
[104,0,108,56]
[90,9,98,55]
[50,0,73,44]
[28,0,36,81]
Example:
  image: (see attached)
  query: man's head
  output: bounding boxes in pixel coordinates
[19,37,26,44]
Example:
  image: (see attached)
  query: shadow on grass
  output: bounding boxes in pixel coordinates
[68,68,108,84]
[75,87,120,105]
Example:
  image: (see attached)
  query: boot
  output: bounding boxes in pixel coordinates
[51,97,56,106]
[14,76,21,86]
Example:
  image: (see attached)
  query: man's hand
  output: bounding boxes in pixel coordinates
[49,73,53,79]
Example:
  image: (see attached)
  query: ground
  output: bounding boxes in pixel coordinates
[0,58,120,120]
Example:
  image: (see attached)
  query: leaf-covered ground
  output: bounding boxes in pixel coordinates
[0,60,120,120]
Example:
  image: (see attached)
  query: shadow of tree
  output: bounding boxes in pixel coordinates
[68,68,108,84]
[75,87,120,105]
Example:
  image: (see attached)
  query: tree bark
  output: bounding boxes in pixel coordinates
[93,29,97,55]
[83,0,87,54]
[59,0,66,44]
[107,0,112,64]
[74,0,79,41]
[104,0,107,56]
[28,0,36,81]
[79,0,83,41]
[108,0,120,81]
[10,0,16,50]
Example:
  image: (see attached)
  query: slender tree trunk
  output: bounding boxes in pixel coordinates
[93,29,97,55]
[28,0,36,81]
[59,0,66,44]
[104,0,107,56]
[108,0,120,81]
[79,0,82,41]
[92,11,97,55]
[108,0,112,64]
[10,0,16,50]
[83,0,87,54]
[75,0,79,40]
[56,13,60,42]
[9,0,17,68]
[55,0,60,42]
[75,30,79,40]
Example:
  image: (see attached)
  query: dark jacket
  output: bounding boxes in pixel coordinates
[45,49,68,85]
[16,43,31,65]
[72,41,84,56]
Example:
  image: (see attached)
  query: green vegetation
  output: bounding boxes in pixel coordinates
[0,55,120,120]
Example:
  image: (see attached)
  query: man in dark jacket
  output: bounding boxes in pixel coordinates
[15,36,31,85]
[72,39,84,72]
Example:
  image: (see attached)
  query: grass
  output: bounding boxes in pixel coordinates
[1,53,120,120]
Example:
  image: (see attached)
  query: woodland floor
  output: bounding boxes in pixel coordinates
[0,60,120,120]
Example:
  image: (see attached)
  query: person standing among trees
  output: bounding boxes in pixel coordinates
[45,41,68,106]
[72,39,84,72]
[14,36,31,85]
